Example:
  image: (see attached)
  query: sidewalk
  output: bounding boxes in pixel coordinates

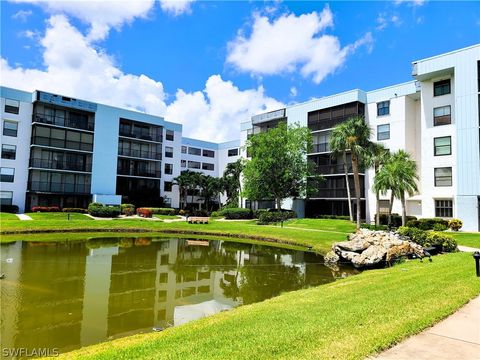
[374,296,480,360]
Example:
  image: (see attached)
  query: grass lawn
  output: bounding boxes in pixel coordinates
[53,252,480,360]
[449,232,480,248]
[26,212,93,221]
[0,212,19,220]
[153,214,181,220]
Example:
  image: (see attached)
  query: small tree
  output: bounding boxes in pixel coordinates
[243,123,314,210]
[223,159,246,207]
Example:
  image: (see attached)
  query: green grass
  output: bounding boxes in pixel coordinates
[53,252,480,360]
[449,232,480,248]
[0,212,19,220]
[153,215,181,220]
[26,212,93,221]
[284,218,355,233]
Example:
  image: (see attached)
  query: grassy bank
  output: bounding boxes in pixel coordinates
[449,232,480,248]
[52,252,480,360]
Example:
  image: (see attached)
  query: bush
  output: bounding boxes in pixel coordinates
[62,208,87,213]
[361,223,388,231]
[136,208,153,218]
[221,208,253,220]
[448,219,463,231]
[0,204,19,213]
[257,210,296,225]
[315,215,351,220]
[31,206,61,212]
[397,226,457,252]
[121,204,135,216]
[377,214,417,227]
[432,223,448,231]
[210,211,221,218]
[178,209,187,216]
[87,203,120,218]
[406,218,449,230]
[143,207,177,215]
[253,209,268,219]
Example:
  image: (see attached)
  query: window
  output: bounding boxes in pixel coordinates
[165,146,173,158]
[433,106,451,126]
[188,161,200,169]
[228,148,239,157]
[164,181,172,192]
[435,199,453,217]
[434,79,451,97]
[0,191,13,205]
[434,136,451,156]
[1,144,16,160]
[181,159,186,168]
[203,149,215,158]
[4,99,19,114]
[379,200,390,214]
[3,121,18,137]
[434,167,452,187]
[377,101,390,116]
[202,163,214,171]
[166,130,174,141]
[164,163,173,175]
[181,145,187,154]
[312,132,330,152]
[0,167,15,182]
[377,124,390,140]
[188,147,201,156]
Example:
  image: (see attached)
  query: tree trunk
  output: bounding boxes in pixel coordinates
[276,198,282,211]
[343,151,353,222]
[375,191,380,227]
[238,179,243,208]
[351,153,362,230]
[401,192,406,226]
[388,192,394,227]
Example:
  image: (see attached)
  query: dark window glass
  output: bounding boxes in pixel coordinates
[188,147,201,156]
[202,163,214,171]
[377,124,390,140]
[166,130,174,141]
[181,160,186,167]
[164,163,173,175]
[228,148,239,157]
[434,167,452,187]
[377,101,390,116]
[164,181,172,192]
[203,149,215,158]
[0,167,15,182]
[188,161,200,169]
[0,191,13,205]
[433,106,451,126]
[434,136,451,156]
[4,99,19,114]
[3,121,18,137]
[165,146,173,158]
[434,79,451,97]
[1,144,16,160]
[435,199,453,217]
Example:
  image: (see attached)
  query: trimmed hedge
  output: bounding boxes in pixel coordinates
[87,203,120,218]
[257,210,296,225]
[397,226,457,253]
[0,204,19,213]
[221,208,253,220]
[136,208,153,218]
[121,204,135,216]
[253,209,268,219]
[143,207,177,215]
[378,214,417,227]
[62,208,87,213]
[406,218,449,231]
[31,206,61,212]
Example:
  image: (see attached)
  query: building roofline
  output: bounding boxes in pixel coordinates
[412,43,480,64]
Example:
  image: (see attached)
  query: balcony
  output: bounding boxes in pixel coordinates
[119,126,162,143]
[313,164,353,175]
[309,187,364,199]
[28,181,90,194]
[33,113,94,131]
[29,158,92,172]
[308,116,349,132]
[118,148,162,160]
[117,167,161,178]
[311,143,330,153]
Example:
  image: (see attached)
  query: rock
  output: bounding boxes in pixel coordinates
[324,251,340,263]
[352,245,387,268]
[335,240,370,252]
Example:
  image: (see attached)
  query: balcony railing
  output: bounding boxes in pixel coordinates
[33,113,94,131]
[32,136,93,152]
[308,117,349,132]
[28,181,90,194]
[311,143,330,153]
[119,129,162,143]
[117,168,161,178]
[309,187,364,199]
[313,164,353,175]
[118,148,162,160]
[29,158,92,172]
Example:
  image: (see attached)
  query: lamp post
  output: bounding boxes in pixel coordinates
[473,252,480,277]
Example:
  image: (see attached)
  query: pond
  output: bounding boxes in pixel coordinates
[0,236,358,356]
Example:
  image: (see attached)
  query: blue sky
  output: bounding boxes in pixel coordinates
[1,1,479,141]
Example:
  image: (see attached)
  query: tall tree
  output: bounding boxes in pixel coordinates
[173,170,195,210]
[223,159,246,207]
[243,123,314,211]
[199,175,224,211]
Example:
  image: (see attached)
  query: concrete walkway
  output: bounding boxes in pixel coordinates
[374,296,480,360]
[458,245,480,253]
[15,213,32,220]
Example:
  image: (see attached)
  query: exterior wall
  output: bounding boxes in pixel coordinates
[0,87,34,212]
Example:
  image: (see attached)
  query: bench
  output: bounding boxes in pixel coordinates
[187,216,209,224]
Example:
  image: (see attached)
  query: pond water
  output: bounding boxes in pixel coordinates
[0,236,357,356]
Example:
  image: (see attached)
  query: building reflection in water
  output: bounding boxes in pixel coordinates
[0,237,353,355]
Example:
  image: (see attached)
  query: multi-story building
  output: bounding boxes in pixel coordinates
[242,44,480,231]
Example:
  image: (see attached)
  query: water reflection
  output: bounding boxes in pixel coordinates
[0,237,357,356]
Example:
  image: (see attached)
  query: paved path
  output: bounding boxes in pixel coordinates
[374,296,480,360]
[458,245,480,253]
[16,214,32,220]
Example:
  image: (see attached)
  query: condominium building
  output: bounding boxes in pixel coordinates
[242,44,480,231]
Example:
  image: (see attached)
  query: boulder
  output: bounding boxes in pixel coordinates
[324,251,340,263]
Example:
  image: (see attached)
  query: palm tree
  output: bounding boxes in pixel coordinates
[331,116,371,229]
[363,143,390,226]
[173,170,194,210]
[199,175,224,211]
[329,122,353,222]
[223,159,245,207]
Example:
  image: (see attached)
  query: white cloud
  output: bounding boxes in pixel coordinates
[12,9,32,22]
[226,7,373,84]
[159,0,195,16]
[394,0,426,6]
[1,15,167,115]
[376,13,402,30]
[10,0,155,41]
[165,75,284,142]
[289,86,297,97]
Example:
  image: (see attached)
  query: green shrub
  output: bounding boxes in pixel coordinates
[377,214,417,227]
[448,219,463,231]
[257,211,296,225]
[432,223,448,231]
[178,209,187,216]
[253,209,268,219]
[120,204,135,216]
[0,204,19,213]
[221,208,253,220]
[397,226,428,245]
[144,207,177,215]
[210,211,220,218]
[406,218,449,230]
[424,232,457,252]
[87,203,120,218]
[62,208,87,213]
[361,223,388,231]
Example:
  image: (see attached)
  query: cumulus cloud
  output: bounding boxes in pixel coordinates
[159,0,195,16]
[1,15,167,115]
[10,0,155,41]
[166,75,284,142]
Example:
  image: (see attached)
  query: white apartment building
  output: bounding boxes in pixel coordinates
[242,44,480,231]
